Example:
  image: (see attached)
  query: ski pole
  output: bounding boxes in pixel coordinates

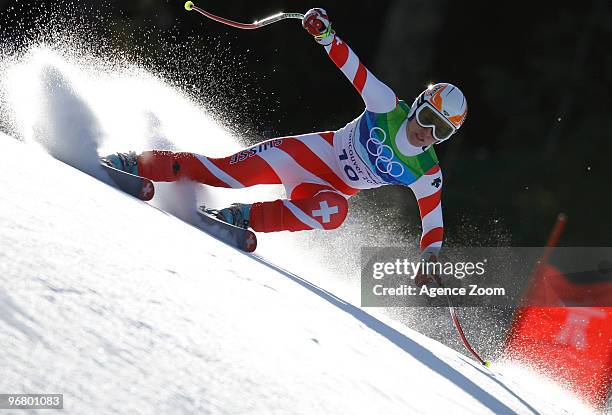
[433,276,490,367]
[445,291,490,367]
[184,1,304,30]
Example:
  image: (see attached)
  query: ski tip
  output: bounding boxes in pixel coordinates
[138,180,155,201]
[100,162,155,202]
[242,232,258,253]
[483,360,491,368]
[185,1,194,11]
[196,205,258,253]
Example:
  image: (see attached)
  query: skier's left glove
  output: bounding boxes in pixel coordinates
[302,8,335,45]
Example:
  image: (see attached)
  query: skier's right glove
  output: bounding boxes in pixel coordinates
[302,8,334,45]
[414,254,442,288]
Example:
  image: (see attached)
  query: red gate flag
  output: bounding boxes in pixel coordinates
[505,263,612,408]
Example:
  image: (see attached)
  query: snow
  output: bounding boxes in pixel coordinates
[0,137,597,415]
[0,47,597,414]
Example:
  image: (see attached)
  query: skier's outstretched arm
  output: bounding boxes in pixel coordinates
[408,165,444,261]
[302,8,397,113]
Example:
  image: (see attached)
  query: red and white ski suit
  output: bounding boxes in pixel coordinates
[137,34,444,257]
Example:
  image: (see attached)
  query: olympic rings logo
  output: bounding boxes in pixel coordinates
[365,127,405,178]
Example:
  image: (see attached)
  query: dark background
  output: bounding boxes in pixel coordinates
[1,0,610,246]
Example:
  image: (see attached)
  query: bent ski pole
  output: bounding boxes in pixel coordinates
[445,293,490,367]
[184,2,304,30]
[433,277,490,367]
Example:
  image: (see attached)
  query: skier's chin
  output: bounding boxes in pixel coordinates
[409,132,425,147]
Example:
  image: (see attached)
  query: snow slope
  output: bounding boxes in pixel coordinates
[0,134,596,414]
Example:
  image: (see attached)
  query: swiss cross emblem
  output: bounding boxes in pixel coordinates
[312,201,339,224]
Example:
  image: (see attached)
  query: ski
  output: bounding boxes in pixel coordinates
[196,206,258,253]
[100,162,155,201]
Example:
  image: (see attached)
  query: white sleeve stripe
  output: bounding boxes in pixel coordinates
[421,241,443,253]
[361,75,398,113]
[195,155,244,189]
[410,174,443,199]
[421,204,443,234]
[421,240,443,247]
[283,201,324,230]
[341,50,360,83]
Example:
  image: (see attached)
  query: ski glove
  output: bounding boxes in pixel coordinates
[302,8,334,45]
[414,255,442,288]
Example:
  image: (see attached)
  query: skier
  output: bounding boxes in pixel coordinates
[103,8,467,268]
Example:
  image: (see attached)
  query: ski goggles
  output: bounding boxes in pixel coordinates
[414,102,457,143]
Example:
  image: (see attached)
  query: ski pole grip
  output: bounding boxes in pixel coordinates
[185,1,194,11]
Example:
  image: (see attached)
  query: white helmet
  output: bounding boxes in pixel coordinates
[408,83,468,142]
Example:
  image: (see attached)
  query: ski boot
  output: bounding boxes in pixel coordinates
[101,151,139,175]
[205,203,252,229]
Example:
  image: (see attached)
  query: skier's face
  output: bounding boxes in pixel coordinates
[407,117,437,147]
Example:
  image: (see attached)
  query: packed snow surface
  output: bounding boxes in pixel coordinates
[0,138,596,415]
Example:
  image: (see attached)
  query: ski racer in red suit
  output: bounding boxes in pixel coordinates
[103,9,468,271]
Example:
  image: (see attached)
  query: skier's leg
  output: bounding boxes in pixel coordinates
[137,147,282,188]
[136,132,356,232]
[237,132,358,231]
[249,184,351,232]
[136,132,360,195]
